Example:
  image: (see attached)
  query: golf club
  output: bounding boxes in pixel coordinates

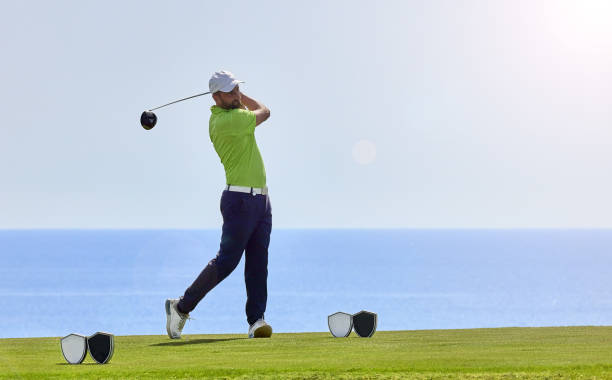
[141,91,211,130]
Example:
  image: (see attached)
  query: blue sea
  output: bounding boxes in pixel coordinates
[0,229,610,338]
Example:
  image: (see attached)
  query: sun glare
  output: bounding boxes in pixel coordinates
[544,0,612,51]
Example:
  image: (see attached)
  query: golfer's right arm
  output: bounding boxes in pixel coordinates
[241,92,270,126]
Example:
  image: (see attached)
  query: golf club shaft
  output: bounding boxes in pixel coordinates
[148,91,211,111]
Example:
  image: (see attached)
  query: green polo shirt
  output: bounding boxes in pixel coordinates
[209,105,267,188]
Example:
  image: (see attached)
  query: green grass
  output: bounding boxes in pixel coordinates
[1,326,611,379]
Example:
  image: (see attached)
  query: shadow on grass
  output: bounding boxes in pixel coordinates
[150,337,246,347]
[56,363,106,366]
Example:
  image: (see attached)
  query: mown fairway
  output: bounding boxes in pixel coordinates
[1,326,611,379]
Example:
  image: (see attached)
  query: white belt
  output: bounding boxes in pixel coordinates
[225,184,268,196]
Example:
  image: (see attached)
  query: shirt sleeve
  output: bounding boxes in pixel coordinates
[232,108,256,135]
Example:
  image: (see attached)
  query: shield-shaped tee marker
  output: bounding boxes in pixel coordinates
[328,312,353,337]
[87,332,115,364]
[352,310,377,337]
[60,333,87,364]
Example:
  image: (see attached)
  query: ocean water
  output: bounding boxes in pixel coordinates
[0,229,610,338]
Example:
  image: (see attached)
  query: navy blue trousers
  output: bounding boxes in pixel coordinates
[177,189,272,325]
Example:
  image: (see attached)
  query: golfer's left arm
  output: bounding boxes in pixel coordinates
[240,92,270,127]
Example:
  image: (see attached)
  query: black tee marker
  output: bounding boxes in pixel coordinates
[352,311,377,337]
[87,332,115,364]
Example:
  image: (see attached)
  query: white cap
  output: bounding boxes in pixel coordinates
[209,70,244,93]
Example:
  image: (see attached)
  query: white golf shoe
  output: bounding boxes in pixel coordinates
[248,318,272,338]
[165,299,190,339]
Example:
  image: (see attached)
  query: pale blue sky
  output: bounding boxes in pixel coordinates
[1,0,610,228]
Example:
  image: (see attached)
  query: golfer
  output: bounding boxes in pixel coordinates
[165,70,273,339]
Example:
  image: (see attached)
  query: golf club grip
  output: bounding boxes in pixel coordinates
[149,91,211,111]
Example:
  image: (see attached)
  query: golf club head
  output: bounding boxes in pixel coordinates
[328,312,353,337]
[140,111,157,130]
[352,310,377,337]
[60,333,87,364]
[87,332,114,364]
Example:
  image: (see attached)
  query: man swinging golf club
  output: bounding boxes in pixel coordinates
[165,70,273,339]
